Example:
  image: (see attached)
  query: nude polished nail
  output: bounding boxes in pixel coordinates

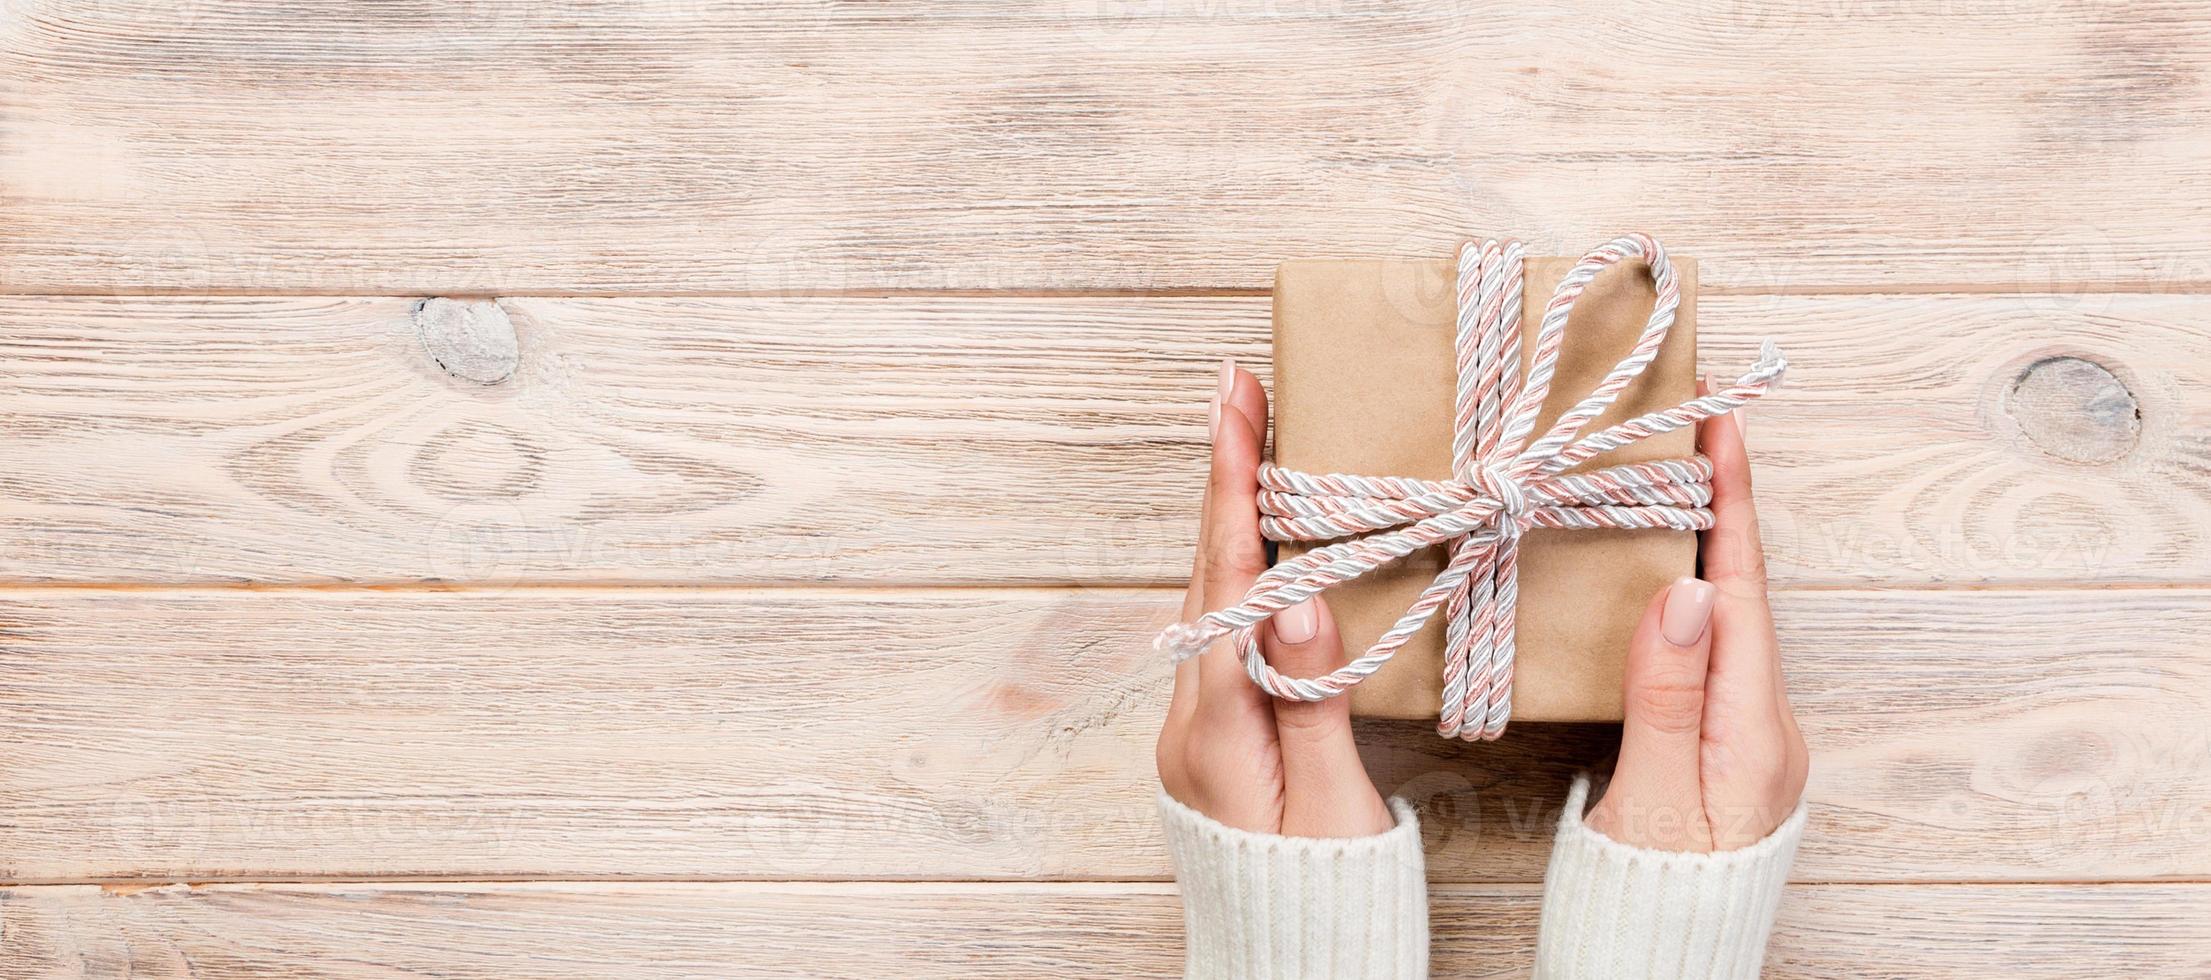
[1661,577,1716,647]
[1210,358,1234,437]
[1274,598,1319,644]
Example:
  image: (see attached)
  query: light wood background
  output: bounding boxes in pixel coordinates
[3,1,2208,976]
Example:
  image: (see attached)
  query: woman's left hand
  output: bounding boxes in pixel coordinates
[1155,360,1394,838]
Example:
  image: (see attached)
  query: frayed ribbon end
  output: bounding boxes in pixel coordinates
[1155,623,1208,663]
[1755,338,1789,390]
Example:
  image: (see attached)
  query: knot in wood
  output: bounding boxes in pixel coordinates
[2007,356,2139,464]
[413,298,520,385]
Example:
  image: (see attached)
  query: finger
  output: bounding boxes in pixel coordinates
[1701,585,1790,736]
[1266,597,1392,837]
[1184,359,1241,613]
[1698,596,1809,848]
[1260,597,1377,804]
[1195,387,1272,715]
[1598,577,1717,849]
[1697,376,1766,596]
[1168,359,1239,729]
[1201,366,1270,607]
[1696,384,1788,718]
[1222,362,1268,448]
[1708,592,1809,818]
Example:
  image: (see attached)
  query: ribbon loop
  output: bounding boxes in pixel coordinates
[1156,235,1788,741]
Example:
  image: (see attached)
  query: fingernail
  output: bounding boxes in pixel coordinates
[1661,577,1716,647]
[1733,407,1746,438]
[1273,598,1319,644]
[1211,358,1234,438]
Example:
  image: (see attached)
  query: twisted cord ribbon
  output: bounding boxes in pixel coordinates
[1155,234,1789,741]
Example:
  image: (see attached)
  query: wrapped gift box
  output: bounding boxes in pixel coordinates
[1270,253,1700,722]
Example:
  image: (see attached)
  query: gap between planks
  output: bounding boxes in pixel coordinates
[0,581,2207,594]
[12,282,2211,300]
[13,875,2211,890]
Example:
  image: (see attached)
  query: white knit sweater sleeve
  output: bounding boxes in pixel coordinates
[1535,774,1808,980]
[1157,791,1429,980]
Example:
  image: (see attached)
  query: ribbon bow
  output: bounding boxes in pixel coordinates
[1155,234,1788,741]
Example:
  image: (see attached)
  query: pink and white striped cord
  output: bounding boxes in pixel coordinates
[1154,234,1788,741]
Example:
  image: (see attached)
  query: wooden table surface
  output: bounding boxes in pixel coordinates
[3,2,2209,976]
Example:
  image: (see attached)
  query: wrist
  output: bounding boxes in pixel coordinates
[1582,793,1719,853]
[1584,786,1804,854]
[1281,784,1394,838]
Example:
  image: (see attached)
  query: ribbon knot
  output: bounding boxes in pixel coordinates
[1476,465,1530,533]
[1157,235,1787,740]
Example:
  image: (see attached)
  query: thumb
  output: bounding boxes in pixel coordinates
[1265,596,1390,836]
[1593,577,1718,849]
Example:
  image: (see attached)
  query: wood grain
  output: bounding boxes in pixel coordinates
[2,293,2204,586]
[7,1,2211,293]
[2,587,2205,884]
[3,881,2207,979]
[7,3,2204,975]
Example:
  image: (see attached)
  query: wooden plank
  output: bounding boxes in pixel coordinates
[3,881,2207,979]
[0,294,1245,585]
[6,2,2211,293]
[1,293,2205,586]
[2,587,2206,884]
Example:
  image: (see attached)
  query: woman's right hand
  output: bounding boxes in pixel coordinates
[1583,392,1809,852]
[1155,360,1393,839]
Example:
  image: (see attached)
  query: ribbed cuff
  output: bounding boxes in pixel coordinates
[1158,791,1429,980]
[1535,775,1806,980]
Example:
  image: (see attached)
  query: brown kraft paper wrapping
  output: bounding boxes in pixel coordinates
[1271,254,1698,722]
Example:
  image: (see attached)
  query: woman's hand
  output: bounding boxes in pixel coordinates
[1156,360,1394,838]
[1585,391,1810,851]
